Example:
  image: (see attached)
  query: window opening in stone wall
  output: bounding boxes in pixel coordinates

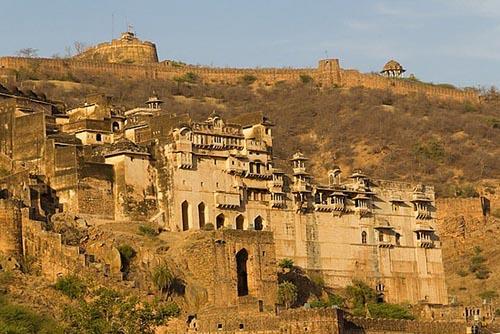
[217,323,223,330]
[258,300,264,312]
[236,214,244,230]
[239,323,245,330]
[236,249,249,296]
[361,231,367,244]
[216,213,225,229]
[395,233,401,246]
[96,133,102,142]
[181,201,190,231]
[378,231,384,242]
[254,216,263,231]
[112,122,120,132]
[198,202,206,229]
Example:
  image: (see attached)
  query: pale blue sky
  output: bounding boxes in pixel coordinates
[1,0,499,88]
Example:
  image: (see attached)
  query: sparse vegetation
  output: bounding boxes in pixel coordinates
[54,274,86,299]
[240,74,257,85]
[310,293,344,308]
[367,303,414,320]
[468,246,490,280]
[457,269,468,277]
[478,290,498,302]
[278,258,294,270]
[152,263,174,299]
[63,287,179,334]
[277,281,298,309]
[299,74,313,84]
[117,244,136,274]
[138,224,159,237]
[0,296,63,333]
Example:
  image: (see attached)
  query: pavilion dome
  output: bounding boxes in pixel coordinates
[381,60,406,75]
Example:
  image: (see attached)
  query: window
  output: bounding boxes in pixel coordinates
[198,203,206,229]
[254,216,263,231]
[216,214,225,229]
[361,231,367,244]
[236,249,249,296]
[378,232,384,242]
[396,233,401,246]
[236,215,244,230]
[96,133,102,142]
[181,201,190,231]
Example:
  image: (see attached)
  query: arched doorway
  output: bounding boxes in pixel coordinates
[198,202,206,229]
[181,201,190,231]
[254,216,263,231]
[236,249,249,296]
[112,121,120,132]
[236,215,244,230]
[216,213,225,230]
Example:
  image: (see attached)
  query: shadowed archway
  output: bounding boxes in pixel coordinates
[236,248,249,296]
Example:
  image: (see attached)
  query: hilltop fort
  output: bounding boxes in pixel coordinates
[0,31,478,102]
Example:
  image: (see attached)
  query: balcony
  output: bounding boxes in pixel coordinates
[246,140,267,152]
[214,191,240,209]
[414,208,432,220]
[271,198,286,208]
[175,139,192,153]
[313,202,345,212]
[378,240,395,248]
[292,180,311,193]
[225,160,245,175]
[177,152,193,169]
[272,178,283,188]
[417,240,435,248]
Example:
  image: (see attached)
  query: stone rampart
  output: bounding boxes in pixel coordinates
[344,316,467,334]
[0,56,478,102]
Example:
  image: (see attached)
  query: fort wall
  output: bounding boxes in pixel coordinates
[0,56,478,102]
[0,199,23,259]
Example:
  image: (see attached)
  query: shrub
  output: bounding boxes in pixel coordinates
[278,258,294,270]
[345,280,377,310]
[367,303,415,320]
[117,244,136,273]
[0,296,63,333]
[478,290,498,301]
[277,281,298,309]
[475,268,490,280]
[309,272,325,290]
[240,74,257,85]
[156,302,180,318]
[152,263,174,298]
[183,72,199,83]
[54,275,86,299]
[457,269,468,277]
[138,224,159,237]
[299,74,313,84]
[310,293,344,308]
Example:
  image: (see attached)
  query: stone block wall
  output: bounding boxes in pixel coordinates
[344,316,466,334]
[0,56,478,102]
[0,199,23,259]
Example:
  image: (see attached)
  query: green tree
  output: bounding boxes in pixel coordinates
[345,280,377,316]
[277,281,298,309]
[299,74,313,84]
[479,290,498,302]
[367,303,414,320]
[240,74,257,85]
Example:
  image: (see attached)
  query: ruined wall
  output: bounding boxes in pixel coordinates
[0,56,478,102]
[77,162,114,219]
[0,199,23,259]
[22,218,85,281]
[12,111,45,162]
[165,230,277,314]
[344,316,466,334]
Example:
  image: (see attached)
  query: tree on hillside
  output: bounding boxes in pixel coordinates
[277,281,298,309]
[152,263,174,299]
[16,48,38,58]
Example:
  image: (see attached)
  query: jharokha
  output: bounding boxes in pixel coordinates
[0,32,485,334]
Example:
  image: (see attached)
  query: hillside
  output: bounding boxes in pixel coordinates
[18,73,500,196]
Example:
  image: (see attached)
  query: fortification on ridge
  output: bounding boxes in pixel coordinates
[0,32,478,102]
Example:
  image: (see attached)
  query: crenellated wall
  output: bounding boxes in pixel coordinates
[0,56,478,102]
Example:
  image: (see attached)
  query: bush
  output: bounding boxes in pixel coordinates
[156,302,180,318]
[54,275,86,299]
[469,246,490,279]
[152,263,174,298]
[183,72,199,83]
[367,303,415,320]
[345,280,377,310]
[277,281,298,309]
[310,293,344,308]
[475,268,490,280]
[309,272,325,290]
[457,269,468,277]
[0,296,63,333]
[299,74,313,84]
[138,224,159,237]
[478,290,498,301]
[117,244,136,273]
[278,258,294,270]
[240,74,257,85]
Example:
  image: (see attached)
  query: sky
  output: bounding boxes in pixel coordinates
[1,0,499,88]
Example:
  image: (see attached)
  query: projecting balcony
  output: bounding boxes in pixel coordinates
[378,240,395,248]
[214,191,241,209]
[175,139,192,153]
[292,181,311,193]
[246,140,267,152]
[414,208,432,220]
[293,166,307,175]
[416,240,435,248]
[177,152,193,169]
[271,198,286,208]
[272,178,284,188]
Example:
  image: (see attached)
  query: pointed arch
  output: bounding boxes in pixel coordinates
[216,213,225,230]
[198,202,206,229]
[361,231,367,244]
[236,215,244,230]
[254,216,263,231]
[236,248,249,296]
[181,200,190,231]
